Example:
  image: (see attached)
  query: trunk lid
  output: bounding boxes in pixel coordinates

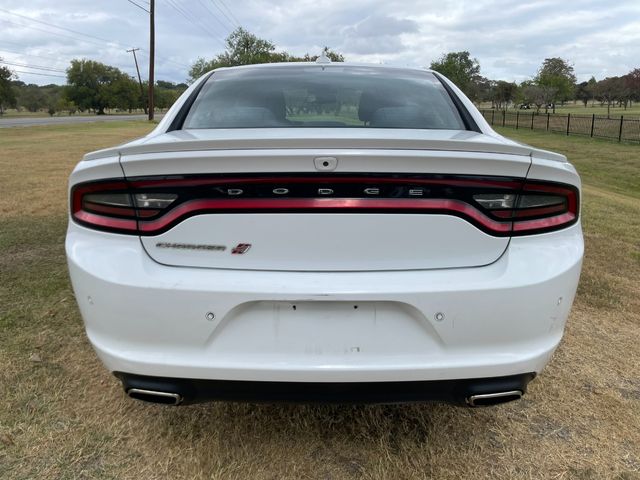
[118,129,531,271]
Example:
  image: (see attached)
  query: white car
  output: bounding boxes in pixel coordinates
[66,60,583,407]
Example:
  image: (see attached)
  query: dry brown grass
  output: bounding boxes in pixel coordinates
[0,123,639,479]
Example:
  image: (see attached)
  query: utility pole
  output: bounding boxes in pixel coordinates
[126,48,147,115]
[148,0,155,121]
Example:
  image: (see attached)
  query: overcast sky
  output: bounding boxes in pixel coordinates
[1,0,639,86]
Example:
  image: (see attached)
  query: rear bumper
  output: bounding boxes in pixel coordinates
[115,372,536,406]
[66,221,583,384]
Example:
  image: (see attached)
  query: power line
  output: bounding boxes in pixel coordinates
[126,0,150,14]
[0,49,181,81]
[0,60,66,73]
[0,18,111,49]
[0,47,70,63]
[1,39,60,49]
[209,0,238,29]
[11,69,66,78]
[165,0,222,39]
[163,0,226,47]
[0,17,144,75]
[196,0,234,34]
[1,7,192,74]
[135,49,190,70]
[0,17,190,71]
[215,0,240,26]
[0,7,124,47]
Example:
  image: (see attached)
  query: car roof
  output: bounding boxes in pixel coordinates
[211,62,436,75]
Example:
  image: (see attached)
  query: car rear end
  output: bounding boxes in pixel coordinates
[66,64,583,406]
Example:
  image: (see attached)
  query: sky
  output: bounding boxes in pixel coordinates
[1,0,640,86]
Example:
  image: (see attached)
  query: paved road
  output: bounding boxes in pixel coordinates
[0,114,163,128]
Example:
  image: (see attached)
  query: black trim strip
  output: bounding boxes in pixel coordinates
[114,372,536,405]
[431,71,481,133]
[166,71,215,132]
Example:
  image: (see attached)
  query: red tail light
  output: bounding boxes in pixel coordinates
[473,180,579,235]
[71,181,177,234]
[512,182,579,234]
[71,174,579,236]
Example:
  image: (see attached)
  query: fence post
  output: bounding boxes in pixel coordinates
[502,110,505,127]
[516,111,520,129]
[546,113,550,131]
[590,114,595,137]
[619,115,624,142]
[491,109,495,125]
[531,112,535,130]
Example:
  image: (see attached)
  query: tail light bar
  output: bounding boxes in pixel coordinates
[71,174,579,237]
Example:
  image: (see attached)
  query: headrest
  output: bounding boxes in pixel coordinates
[358,89,399,122]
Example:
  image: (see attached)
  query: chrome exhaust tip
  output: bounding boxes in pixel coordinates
[127,388,183,405]
[466,390,523,407]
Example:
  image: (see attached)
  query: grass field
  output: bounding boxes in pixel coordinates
[480,103,640,118]
[0,109,149,119]
[1,122,639,479]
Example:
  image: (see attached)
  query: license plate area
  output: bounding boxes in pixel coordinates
[207,301,441,358]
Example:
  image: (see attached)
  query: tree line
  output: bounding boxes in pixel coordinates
[1,27,639,117]
[187,27,344,81]
[430,51,640,115]
[0,59,187,116]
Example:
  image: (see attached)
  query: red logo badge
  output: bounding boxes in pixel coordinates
[231,243,252,254]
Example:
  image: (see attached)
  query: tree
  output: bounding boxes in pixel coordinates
[492,80,518,110]
[220,27,282,66]
[291,47,345,63]
[520,80,557,113]
[17,84,46,112]
[66,59,138,114]
[0,60,17,115]
[56,97,77,115]
[189,28,281,81]
[466,76,492,105]
[535,58,576,112]
[13,82,64,113]
[430,51,481,99]
[188,28,345,82]
[108,74,140,112]
[594,77,621,117]
[586,76,598,106]
[606,76,631,109]
[624,68,640,105]
[152,80,187,110]
[575,81,591,107]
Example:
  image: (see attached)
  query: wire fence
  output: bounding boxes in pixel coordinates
[480,110,640,143]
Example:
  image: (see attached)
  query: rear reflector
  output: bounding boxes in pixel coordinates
[71,174,579,236]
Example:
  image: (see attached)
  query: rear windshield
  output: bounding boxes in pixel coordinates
[182,66,467,130]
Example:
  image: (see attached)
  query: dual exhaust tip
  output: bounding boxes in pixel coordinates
[126,387,522,407]
[127,388,183,406]
[466,390,523,407]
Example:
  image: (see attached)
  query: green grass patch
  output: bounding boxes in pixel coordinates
[480,103,640,118]
[494,127,640,198]
[1,123,639,479]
